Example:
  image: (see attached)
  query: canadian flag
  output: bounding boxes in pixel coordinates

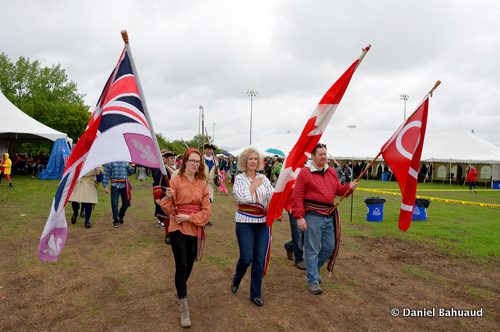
[381,97,429,231]
[266,45,371,226]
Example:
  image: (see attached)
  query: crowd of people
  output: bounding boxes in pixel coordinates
[14,142,485,329]
[0,153,49,176]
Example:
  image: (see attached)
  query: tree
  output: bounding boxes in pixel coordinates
[0,53,90,141]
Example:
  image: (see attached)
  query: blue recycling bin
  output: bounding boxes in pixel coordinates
[364,197,386,222]
[381,172,390,181]
[412,199,431,221]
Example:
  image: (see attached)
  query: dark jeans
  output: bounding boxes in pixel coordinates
[233,222,268,299]
[71,202,93,224]
[284,212,304,263]
[170,231,197,299]
[468,182,477,191]
[111,186,129,223]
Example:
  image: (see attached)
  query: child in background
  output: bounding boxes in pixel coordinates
[219,169,228,194]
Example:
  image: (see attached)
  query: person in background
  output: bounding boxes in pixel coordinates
[231,148,274,306]
[293,143,358,295]
[136,165,148,182]
[230,157,238,185]
[283,183,306,270]
[0,153,13,188]
[339,162,352,185]
[203,143,220,225]
[102,161,134,228]
[219,169,229,194]
[271,157,283,185]
[69,167,103,228]
[153,150,177,245]
[160,148,211,328]
[466,166,479,193]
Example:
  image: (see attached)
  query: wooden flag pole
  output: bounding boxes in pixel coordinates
[121,30,176,212]
[332,151,382,210]
[332,80,441,211]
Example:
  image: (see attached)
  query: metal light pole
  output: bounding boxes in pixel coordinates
[247,90,257,145]
[212,122,215,145]
[400,94,409,121]
[199,105,204,149]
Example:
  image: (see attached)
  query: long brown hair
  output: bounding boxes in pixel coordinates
[179,148,206,181]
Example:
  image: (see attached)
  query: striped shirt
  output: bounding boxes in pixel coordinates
[233,172,274,223]
[103,161,134,189]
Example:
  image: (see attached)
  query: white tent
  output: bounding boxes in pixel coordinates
[229,129,500,164]
[0,91,68,142]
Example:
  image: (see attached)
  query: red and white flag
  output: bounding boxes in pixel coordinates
[381,97,429,231]
[266,45,371,226]
[38,33,165,262]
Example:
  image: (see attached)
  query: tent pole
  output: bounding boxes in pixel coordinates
[449,161,451,186]
[431,161,433,183]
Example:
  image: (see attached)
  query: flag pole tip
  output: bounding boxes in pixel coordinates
[121,30,129,44]
[429,80,441,97]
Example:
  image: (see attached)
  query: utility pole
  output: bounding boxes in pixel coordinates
[400,94,409,121]
[247,90,257,144]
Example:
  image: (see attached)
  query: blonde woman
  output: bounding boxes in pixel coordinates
[231,148,274,306]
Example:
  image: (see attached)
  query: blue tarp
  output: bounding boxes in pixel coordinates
[39,138,71,179]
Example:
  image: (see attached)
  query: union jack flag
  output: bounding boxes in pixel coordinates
[38,44,163,262]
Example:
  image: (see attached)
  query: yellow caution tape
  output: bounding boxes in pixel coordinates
[357,188,500,209]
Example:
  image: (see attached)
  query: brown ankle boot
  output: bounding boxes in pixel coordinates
[178,297,191,328]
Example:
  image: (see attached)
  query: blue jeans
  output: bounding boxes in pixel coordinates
[284,212,304,263]
[233,222,268,299]
[111,186,129,223]
[304,213,335,284]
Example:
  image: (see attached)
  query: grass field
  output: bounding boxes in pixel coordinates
[0,176,498,331]
[341,180,500,259]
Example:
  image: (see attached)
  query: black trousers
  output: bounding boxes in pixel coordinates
[71,202,93,224]
[170,231,197,299]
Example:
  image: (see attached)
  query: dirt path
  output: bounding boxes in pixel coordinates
[1,185,498,331]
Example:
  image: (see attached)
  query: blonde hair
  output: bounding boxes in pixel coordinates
[237,147,263,172]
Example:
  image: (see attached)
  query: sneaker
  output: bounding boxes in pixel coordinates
[113,222,119,228]
[308,283,323,295]
[295,261,306,270]
[85,222,92,229]
[156,220,163,228]
[71,215,77,224]
[119,219,124,224]
[164,236,171,245]
[286,249,294,261]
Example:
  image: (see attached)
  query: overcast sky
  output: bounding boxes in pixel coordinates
[1,0,499,150]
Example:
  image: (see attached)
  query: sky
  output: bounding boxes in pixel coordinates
[1,0,499,150]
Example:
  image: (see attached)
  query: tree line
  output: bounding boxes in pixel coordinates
[0,53,207,155]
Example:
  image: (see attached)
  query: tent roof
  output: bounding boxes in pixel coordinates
[229,129,500,164]
[0,91,67,141]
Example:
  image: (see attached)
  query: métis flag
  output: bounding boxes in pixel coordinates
[38,31,165,262]
[380,87,435,231]
[266,45,371,227]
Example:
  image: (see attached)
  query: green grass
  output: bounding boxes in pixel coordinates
[1,176,499,263]
[335,180,500,261]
